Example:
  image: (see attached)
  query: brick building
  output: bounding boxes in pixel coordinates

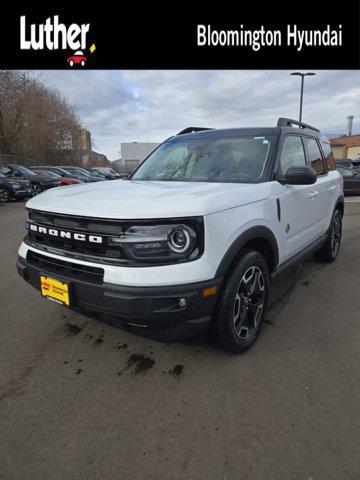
[330,134,360,160]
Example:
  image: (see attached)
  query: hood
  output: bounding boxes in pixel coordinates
[26,180,271,219]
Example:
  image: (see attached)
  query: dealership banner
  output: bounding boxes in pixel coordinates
[1,3,359,69]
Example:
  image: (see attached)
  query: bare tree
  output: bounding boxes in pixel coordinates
[0,71,83,164]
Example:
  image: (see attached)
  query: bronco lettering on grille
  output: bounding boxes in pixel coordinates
[29,223,103,244]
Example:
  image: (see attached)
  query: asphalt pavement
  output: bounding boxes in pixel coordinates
[1,200,360,480]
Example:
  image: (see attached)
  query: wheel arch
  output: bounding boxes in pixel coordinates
[335,195,344,217]
[215,226,279,278]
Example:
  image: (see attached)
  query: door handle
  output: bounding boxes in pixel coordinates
[328,185,337,191]
[309,191,319,198]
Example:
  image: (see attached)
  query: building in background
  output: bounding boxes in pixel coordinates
[76,129,110,166]
[82,150,109,167]
[118,142,160,173]
[330,135,360,160]
[78,129,92,151]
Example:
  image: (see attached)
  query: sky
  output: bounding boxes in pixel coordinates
[39,70,360,161]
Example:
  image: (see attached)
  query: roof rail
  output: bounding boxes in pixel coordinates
[177,127,213,135]
[277,117,320,133]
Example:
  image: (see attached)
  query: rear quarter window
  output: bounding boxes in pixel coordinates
[321,141,335,171]
[304,137,326,175]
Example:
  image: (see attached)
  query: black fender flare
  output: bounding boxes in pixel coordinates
[215,226,279,277]
[334,195,344,215]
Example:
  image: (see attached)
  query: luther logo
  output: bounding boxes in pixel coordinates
[20,15,96,66]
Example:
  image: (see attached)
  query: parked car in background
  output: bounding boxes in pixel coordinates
[59,166,104,182]
[90,167,122,179]
[32,166,82,181]
[82,168,108,180]
[336,166,360,195]
[0,164,60,195]
[56,166,101,183]
[30,168,83,186]
[0,172,32,202]
[335,159,360,170]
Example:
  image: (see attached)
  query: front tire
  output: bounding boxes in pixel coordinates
[314,208,342,263]
[0,187,11,203]
[32,183,43,196]
[213,249,270,354]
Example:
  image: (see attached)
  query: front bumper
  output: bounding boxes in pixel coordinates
[14,189,32,198]
[17,256,222,342]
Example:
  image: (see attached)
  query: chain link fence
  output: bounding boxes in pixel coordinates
[0,154,40,167]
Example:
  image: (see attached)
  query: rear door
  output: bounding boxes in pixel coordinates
[272,134,322,261]
[302,137,331,237]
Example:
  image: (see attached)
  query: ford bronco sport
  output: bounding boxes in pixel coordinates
[17,118,343,353]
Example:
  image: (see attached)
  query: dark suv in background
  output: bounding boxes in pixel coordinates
[0,164,60,194]
[0,172,32,202]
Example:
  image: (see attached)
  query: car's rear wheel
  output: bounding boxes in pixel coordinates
[69,60,74,67]
[0,187,11,203]
[213,249,270,353]
[314,208,342,263]
[81,60,85,67]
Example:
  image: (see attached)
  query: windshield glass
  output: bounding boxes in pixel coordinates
[65,167,89,176]
[14,165,36,176]
[0,166,12,176]
[132,135,273,183]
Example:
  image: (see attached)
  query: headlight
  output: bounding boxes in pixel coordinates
[108,219,203,264]
[168,228,191,253]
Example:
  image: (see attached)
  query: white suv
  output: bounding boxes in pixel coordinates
[17,118,343,353]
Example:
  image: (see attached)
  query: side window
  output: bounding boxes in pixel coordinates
[304,137,326,175]
[279,136,306,176]
[321,141,335,171]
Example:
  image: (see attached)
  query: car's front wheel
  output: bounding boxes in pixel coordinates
[32,183,43,196]
[214,249,270,353]
[69,60,74,67]
[0,187,11,203]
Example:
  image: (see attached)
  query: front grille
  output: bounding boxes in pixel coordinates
[29,211,123,235]
[27,251,104,285]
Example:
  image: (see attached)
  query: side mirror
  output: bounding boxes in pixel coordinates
[282,166,317,185]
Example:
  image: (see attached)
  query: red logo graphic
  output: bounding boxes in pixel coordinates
[67,50,87,67]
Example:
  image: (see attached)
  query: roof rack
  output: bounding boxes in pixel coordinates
[176,127,213,135]
[277,117,320,133]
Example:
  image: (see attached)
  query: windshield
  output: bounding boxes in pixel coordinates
[0,166,14,176]
[14,165,36,176]
[34,170,60,179]
[64,167,90,176]
[132,135,273,183]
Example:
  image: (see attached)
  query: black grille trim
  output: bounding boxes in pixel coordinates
[27,250,104,285]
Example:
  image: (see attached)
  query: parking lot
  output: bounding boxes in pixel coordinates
[1,200,360,480]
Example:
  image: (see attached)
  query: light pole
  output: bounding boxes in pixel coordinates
[290,72,316,123]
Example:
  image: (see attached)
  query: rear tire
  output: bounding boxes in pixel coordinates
[213,249,270,354]
[0,187,11,203]
[314,208,342,263]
